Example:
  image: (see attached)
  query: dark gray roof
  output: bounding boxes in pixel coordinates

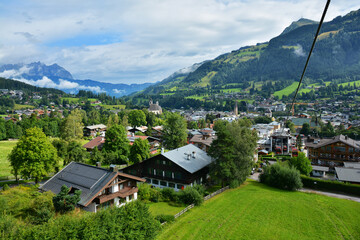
[343,162,360,169]
[40,162,116,206]
[308,135,360,149]
[335,167,360,183]
[162,144,213,174]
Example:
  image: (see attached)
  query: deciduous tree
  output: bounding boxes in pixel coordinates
[129,138,150,164]
[103,125,130,164]
[61,109,84,140]
[209,119,257,187]
[9,127,58,183]
[128,110,147,128]
[162,112,187,149]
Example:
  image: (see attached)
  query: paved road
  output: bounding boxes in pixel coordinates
[248,172,360,203]
[299,188,360,203]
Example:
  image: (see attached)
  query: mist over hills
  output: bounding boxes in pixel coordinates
[0,62,154,97]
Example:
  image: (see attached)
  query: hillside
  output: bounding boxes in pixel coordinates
[0,62,154,97]
[131,8,360,109]
[0,77,64,94]
[158,181,360,240]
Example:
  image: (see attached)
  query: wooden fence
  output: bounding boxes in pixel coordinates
[203,186,229,201]
[161,185,230,225]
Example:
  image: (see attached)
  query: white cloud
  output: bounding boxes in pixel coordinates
[113,89,125,94]
[294,44,306,57]
[1,0,360,84]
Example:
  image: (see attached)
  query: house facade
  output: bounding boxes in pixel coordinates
[122,144,214,191]
[84,124,107,137]
[306,135,360,169]
[39,162,145,212]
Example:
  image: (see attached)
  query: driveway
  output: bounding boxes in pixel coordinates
[299,188,360,203]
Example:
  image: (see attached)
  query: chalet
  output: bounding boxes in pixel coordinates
[84,124,107,137]
[189,129,217,152]
[122,144,214,191]
[83,136,105,151]
[39,162,145,212]
[306,135,360,169]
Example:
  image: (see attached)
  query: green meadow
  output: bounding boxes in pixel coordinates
[157,180,360,240]
[0,140,18,179]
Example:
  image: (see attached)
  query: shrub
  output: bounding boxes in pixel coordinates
[192,184,206,196]
[301,175,360,197]
[260,164,303,191]
[138,183,152,201]
[161,188,178,202]
[179,187,203,206]
[2,184,10,191]
[155,214,175,223]
[150,187,161,202]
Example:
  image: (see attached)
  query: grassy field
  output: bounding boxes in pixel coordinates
[157,181,360,240]
[148,202,186,216]
[100,104,126,110]
[0,140,18,179]
[14,104,35,110]
[193,71,217,87]
[273,82,299,99]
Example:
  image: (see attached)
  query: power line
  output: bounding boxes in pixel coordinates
[289,0,331,117]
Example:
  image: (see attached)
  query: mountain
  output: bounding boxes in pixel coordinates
[0,62,154,97]
[131,8,360,108]
[280,18,317,35]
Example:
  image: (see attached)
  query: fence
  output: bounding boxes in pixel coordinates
[161,185,230,225]
[203,186,229,201]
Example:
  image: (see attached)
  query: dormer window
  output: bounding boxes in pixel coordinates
[128,181,131,186]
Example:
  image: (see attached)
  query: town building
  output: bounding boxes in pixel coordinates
[148,99,162,114]
[39,162,145,212]
[84,124,107,137]
[306,135,360,169]
[122,144,214,191]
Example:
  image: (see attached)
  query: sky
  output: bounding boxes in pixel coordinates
[1,0,360,84]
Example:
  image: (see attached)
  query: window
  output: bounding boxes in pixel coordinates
[165,171,172,178]
[326,146,332,151]
[128,181,131,186]
[120,184,123,190]
[129,194,133,200]
[146,178,151,183]
[174,172,183,179]
[160,181,167,186]
[152,179,159,185]
[334,146,346,152]
[163,160,166,165]
[168,182,175,188]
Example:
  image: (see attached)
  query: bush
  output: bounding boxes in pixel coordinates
[161,188,178,202]
[138,183,152,201]
[301,175,360,197]
[2,184,10,191]
[192,184,206,197]
[155,214,175,223]
[150,187,161,202]
[260,164,303,191]
[179,187,203,206]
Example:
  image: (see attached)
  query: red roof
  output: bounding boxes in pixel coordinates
[83,136,105,149]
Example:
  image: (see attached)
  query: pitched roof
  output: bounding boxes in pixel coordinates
[190,134,216,147]
[335,167,360,183]
[85,124,107,130]
[83,136,105,149]
[343,162,360,169]
[310,135,360,149]
[40,162,145,206]
[162,144,214,174]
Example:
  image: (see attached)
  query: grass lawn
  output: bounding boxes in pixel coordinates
[0,140,18,179]
[14,104,35,110]
[157,180,360,240]
[100,104,126,110]
[273,82,299,99]
[148,202,186,216]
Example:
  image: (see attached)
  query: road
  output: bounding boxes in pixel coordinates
[248,172,360,203]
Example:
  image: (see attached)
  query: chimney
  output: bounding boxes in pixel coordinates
[96,162,101,167]
[109,164,118,172]
[187,154,191,160]
[192,151,196,158]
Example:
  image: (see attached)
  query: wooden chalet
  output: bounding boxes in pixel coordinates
[306,135,360,169]
[39,162,145,212]
[84,124,107,137]
[122,144,214,191]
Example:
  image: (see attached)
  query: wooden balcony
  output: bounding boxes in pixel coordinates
[95,187,138,204]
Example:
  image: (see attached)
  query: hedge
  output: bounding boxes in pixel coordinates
[301,175,360,197]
